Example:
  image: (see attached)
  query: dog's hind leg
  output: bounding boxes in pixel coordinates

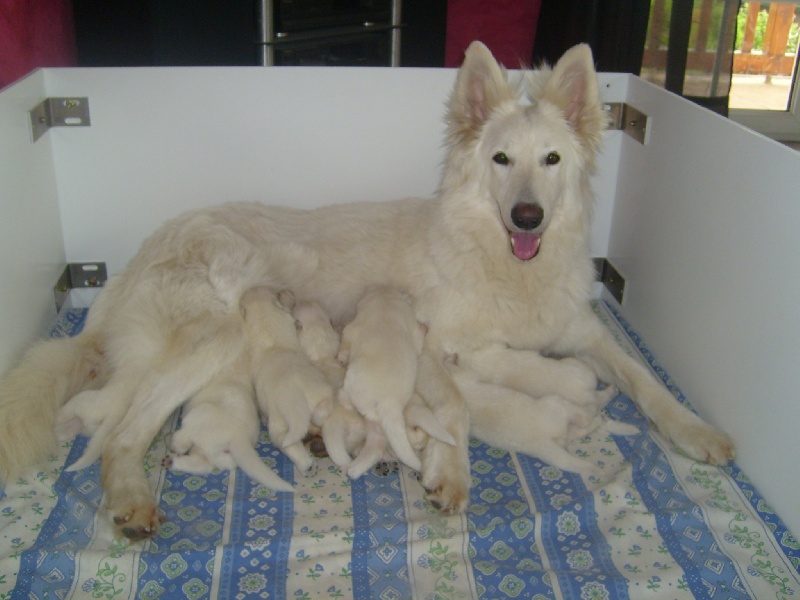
[101,320,244,540]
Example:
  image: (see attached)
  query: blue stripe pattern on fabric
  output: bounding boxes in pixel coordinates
[465,438,555,599]
[218,426,295,599]
[14,436,99,599]
[350,466,410,599]
[517,452,630,600]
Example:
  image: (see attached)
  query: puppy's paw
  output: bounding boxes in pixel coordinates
[161,455,174,469]
[299,461,317,478]
[373,460,399,477]
[111,503,166,541]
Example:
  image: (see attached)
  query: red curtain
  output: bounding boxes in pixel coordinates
[0,0,77,89]
[445,0,542,68]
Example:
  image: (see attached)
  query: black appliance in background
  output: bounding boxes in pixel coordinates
[258,0,402,66]
[73,0,443,68]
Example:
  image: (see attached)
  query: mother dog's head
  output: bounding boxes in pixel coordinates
[441,42,608,262]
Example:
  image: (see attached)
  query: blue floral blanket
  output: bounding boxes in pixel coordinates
[1,302,798,599]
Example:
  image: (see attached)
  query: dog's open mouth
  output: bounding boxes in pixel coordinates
[510,232,541,261]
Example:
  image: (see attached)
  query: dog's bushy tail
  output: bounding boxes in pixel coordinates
[0,332,104,483]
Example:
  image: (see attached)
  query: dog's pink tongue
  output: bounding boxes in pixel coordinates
[511,232,541,260]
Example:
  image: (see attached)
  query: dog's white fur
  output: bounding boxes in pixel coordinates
[444,354,638,476]
[0,42,734,539]
[336,286,427,476]
[321,392,456,476]
[163,363,294,493]
[292,296,454,474]
[293,300,346,390]
[241,287,334,478]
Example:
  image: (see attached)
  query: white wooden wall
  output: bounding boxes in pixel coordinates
[608,75,800,536]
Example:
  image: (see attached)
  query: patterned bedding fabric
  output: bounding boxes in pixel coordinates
[1,302,798,599]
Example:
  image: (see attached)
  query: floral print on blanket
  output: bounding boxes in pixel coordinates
[0,304,798,599]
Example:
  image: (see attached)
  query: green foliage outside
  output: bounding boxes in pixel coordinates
[736,3,799,54]
[647,1,799,54]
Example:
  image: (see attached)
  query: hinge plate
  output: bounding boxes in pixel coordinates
[604,102,648,144]
[54,262,107,313]
[30,97,91,143]
[593,258,626,304]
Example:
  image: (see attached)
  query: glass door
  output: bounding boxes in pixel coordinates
[729,2,800,140]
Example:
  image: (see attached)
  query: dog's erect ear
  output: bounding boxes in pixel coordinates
[529,44,607,151]
[447,41,517,143]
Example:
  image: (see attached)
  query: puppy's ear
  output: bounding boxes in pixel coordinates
[447,41,517,144]
[528,44,607,153]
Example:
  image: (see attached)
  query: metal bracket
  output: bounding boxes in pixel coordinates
[54,262,107,313]
[604,102,648,145]
[30,97,91,143]
[593,258,626,304]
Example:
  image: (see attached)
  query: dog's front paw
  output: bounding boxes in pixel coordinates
[161,454,174,469]
[663,413,735,465]
[421,440,470,514]
[110,502,166,541]
[423,479,469,514]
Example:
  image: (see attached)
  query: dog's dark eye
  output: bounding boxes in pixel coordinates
[545,151,561,166]
[492,152,510,166]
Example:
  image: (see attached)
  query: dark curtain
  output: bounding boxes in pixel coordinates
[532,0,652,73]
[644,0,740,116]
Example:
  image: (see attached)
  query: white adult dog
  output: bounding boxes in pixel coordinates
[0,41,733,539]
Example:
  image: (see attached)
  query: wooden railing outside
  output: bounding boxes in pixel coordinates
[643,1,798,76]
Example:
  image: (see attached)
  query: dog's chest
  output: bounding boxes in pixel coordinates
[420,261,586,352]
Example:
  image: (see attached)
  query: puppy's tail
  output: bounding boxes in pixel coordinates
[229,438,294,493]
[0,332,105,483]
[405,399,456,447]
[382,410,423,472]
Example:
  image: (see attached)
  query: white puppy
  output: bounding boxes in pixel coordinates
[293,300,346,390]
[336,286,428,478]
[321,392,455,474]
[241,287,335,477]
[292,298,453,468]
[55,386,129,472]
[444,355,638,476]
[163,363,294,493]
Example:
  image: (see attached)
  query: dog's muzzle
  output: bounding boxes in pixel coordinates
[509,203,543,260]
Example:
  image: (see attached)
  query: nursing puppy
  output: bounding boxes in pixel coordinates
[336,286,428,477]
[0,42,734,539]
[321,392,455,476]
[445,355,638,476]
[55,387,129,472]
[292,297,453,471]
[293,300,346,390]
[163,363,294,493]
[241,287,334,477]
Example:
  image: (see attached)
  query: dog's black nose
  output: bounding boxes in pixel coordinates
[511,203,544,230]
